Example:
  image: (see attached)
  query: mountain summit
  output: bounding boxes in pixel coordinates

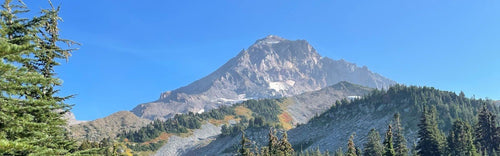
[132,35,396,120]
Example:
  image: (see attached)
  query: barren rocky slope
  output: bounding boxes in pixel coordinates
[154,123,222,156]
[286,81,372,124]
[70,111,151,141]
[133,35,395,120]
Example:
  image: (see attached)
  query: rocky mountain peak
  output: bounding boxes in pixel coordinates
[254,35,286,45]
[245,35,319,60]
[132,36,396,120]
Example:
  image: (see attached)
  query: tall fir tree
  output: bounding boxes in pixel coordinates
[278,131,294,156]
[356,146,362,156]
[392,113,408,156]
[268,128,279,155]
[31,0,78,151]
[335,147,344,156]
[416,106,444,156]
[313,147,322,156]
[475,105,500,155]
[410,141,418,156]
[383,125,395,156]
[346,134,357,156]
[0,0,76,154]
[239,131,253,156]
[447,120,478,156]
[363,129,383,156]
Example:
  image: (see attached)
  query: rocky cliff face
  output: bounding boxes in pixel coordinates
[132,35,396,120]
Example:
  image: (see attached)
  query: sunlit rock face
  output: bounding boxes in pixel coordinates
[132,35,396,120]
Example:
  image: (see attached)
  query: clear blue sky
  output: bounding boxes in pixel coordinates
[25,1,500,120]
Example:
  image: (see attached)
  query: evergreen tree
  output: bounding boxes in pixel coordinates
[31,3,77,151]
[475,105,499,155]
[78,140,91,151]
[392,113,408,156]
[239,131,253,156]
[356,146,362,156]
[410,141,418,156]
[363,129,383,156]
[0,0,77,154]
[314,147,321,156]
[99,137,112,148]
[259,146,269,156]
[346,134,357,156]
[447,120,478,156]
[268,128,279,155]
[383,125,395,156]
[222,124,230,136]
[416,106,444,156]
[335,147,344,156]
[278,131,294,156]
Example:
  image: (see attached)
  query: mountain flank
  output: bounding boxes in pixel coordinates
[287,85,500,153]
[184,85,499,155]
[132,35,395,120]
[152,81,372,155]
[70,111,151,141]
[286,81,373,124]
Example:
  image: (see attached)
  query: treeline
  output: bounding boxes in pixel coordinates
[232,85,500,156]
[237,129,295,156]
[118,105,235,145]
[311,84,498,137]
[245,99,284,122]
[119,98,285,152]
[359,85,497,130]
[415,105,499,156]
[221,99,284,136]
[71,138,133,155]
[238,105,500,156]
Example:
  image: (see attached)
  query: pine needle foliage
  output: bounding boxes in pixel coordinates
[0,0,78,155]
[363,129,383,156]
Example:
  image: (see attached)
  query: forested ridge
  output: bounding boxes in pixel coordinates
[284,85,499,156]
[115,98,286,152]
[177,85,500,156]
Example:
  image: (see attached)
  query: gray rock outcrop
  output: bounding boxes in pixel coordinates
[132,35,396,120]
